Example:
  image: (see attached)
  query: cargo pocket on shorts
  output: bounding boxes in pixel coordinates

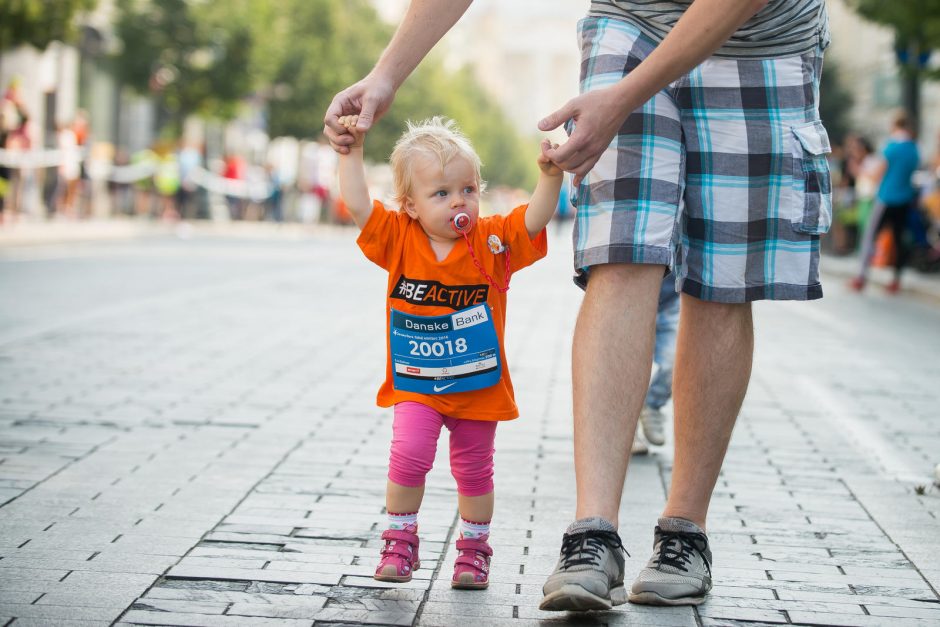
[789,120,833,235]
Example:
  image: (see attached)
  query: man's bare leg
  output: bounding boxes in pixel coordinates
[573,263,663,526]
[663,295,753,528]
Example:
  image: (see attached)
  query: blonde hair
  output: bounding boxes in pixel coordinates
[390,116,485,207]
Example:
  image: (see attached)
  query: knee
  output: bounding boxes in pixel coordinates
[388,438,435,487]
[450,448,495,497]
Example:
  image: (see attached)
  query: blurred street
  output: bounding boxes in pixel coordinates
[0,225,939,626]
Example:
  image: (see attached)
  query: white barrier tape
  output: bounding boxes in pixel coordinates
[0,148,157,184]
[0,148,67,169]
[99,160,157,184]
[0,150,274,199]
[189,166,273,200]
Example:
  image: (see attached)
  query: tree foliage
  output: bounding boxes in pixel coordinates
[113,0,256,131]
[112,0,537,188]
[846,0,940,129]
[847,0,940,58]
[255,0,535,188]
[0,0,97,51]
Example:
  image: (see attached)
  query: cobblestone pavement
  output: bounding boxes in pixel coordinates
[0,227,938,626]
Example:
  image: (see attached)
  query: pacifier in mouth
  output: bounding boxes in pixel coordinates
[452,212,472,234]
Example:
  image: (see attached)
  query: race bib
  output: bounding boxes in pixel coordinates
[390,304,501,394]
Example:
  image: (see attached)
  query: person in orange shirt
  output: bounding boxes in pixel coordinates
[338,116,562,589]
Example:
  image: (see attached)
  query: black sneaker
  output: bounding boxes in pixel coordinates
[629,517,712,605]
[540,529,628,611]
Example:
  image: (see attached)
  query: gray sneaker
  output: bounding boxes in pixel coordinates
[629,517,712,605]
[640,406,666,446]
[540,529,628,611]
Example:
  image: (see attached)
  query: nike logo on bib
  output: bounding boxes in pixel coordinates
[433,382,458,392]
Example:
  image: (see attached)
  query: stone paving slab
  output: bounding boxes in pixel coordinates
[0,232,938,626]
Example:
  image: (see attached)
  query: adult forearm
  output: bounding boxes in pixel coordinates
[612,0,768,112]
[372,0,474,88]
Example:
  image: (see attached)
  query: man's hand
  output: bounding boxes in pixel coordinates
[537,139,563,178]
[538,86,637,187]
[323,74,395,154]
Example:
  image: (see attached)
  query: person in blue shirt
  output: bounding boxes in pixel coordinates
[850,111,921,294]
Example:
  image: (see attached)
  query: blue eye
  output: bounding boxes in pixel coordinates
[435,190,447,198]
[464,186,475,194]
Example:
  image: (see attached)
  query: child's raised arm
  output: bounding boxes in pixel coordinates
[337,115,374,229]
[524,139,565,238]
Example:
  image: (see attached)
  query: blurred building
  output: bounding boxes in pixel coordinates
[0,0,158,153]
[826,0,940,155]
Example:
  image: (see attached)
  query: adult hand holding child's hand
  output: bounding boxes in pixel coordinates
[538,85,637,187]
[323,74,396,154]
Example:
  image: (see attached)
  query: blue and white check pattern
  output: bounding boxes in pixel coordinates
[572,17,832,302]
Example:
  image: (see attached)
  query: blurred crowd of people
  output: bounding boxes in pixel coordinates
[828,110,940,291]
[0,78,369,227]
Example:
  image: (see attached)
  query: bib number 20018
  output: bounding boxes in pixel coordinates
[390,304,501,394]
[407,338,468,357]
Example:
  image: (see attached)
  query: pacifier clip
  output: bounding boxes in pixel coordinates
[452,212,511,293]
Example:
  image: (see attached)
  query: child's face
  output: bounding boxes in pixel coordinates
[403,154,480,241]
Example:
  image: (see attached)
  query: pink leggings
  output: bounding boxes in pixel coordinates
[388,401,497,497]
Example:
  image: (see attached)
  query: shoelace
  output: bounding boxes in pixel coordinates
[654,530,711,575]
[559,530,626,568]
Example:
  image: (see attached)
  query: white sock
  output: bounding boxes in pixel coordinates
[459,518,490,540]
[388,511,418,532]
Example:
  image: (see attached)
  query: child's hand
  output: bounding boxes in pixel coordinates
[538,139,563,177]
[338,115,367,148]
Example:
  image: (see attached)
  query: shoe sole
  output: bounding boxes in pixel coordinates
[374,560,420,583]
[451,581,488,590]
[628,590,707,606]
[539,584,627,611]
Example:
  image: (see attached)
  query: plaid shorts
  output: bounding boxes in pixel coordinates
[572,17,832,302]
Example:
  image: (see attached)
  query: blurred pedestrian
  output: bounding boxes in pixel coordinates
[176,142,202,220]
[850,111,921,294]
[0,122,10,225]
[73,110,91,216]
[337,115,560,590]
[265,163,284,223]
[2,78,32,219]
[109,148,133,215]
[843,135,878,216]
[55,122,82,218]
[223,153,246,220]
[131,147,157,217]
[153,144,181,221]
[631,273,679,455]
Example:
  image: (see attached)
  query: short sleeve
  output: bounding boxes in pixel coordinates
[356,200,404,270]
[490,204,548,273]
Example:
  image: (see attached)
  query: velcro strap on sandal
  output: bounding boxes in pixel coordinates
[380,542,413,559]
[381,529,419,545]
[455,552,489,569]
[456,538,493,557]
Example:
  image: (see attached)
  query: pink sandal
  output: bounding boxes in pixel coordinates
[452,537,492,589]
[374,528,420,582]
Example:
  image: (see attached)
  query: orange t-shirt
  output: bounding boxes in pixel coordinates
[357,200,548,421]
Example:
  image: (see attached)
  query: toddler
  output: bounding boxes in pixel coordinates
[337,116,562,588]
